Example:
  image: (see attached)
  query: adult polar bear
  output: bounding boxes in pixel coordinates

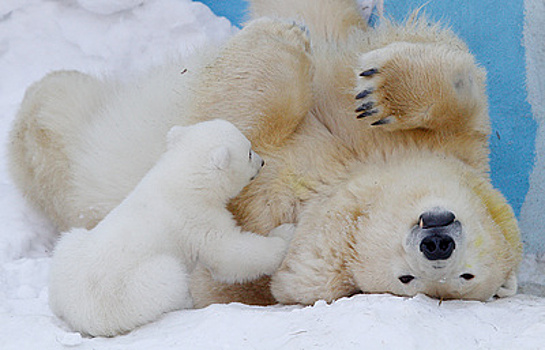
[9,0,521,307]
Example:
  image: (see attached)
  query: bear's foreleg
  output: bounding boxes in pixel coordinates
[270,215,360,305]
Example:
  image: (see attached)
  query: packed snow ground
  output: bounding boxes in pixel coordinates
[0,1,544,349]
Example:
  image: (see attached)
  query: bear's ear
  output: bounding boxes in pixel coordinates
[210,146,231,170]
[465,171,522,256]
[166,126,188,149]
[495,270,518,298]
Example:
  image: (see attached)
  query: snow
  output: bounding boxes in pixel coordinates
[76,0,145,15]
[0,1,544,349]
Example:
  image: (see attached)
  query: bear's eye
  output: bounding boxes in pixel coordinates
[398,275,415,284]
[249,149,252,160]
[460,273,475,280]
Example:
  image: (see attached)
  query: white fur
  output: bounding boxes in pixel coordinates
[48,120,294,336]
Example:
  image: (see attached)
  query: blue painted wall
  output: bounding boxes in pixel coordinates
[199,0,248,27]
[198,0,537,217]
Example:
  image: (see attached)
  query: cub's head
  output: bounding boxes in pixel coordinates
[321,152,522,301]
[166,119,264,199]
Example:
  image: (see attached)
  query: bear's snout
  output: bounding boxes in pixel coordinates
[419,233,455,260]
[416,210,460,261]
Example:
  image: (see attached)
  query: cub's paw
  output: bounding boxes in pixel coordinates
[354,42,485,132]
[269,223,296,243]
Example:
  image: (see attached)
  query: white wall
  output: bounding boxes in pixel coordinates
[520,0,545,254]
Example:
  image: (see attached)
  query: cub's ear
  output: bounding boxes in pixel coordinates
[166,126,188,149]
[210,146,231,170]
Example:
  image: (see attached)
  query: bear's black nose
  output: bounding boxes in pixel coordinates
[419,210,455,229]
[419,234,455,260]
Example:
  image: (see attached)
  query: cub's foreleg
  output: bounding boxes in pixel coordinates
[199,224,295,284]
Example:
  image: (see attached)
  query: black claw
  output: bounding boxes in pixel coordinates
[371,118,390,126]
[360,68,378,77]
[357,109,379,119]
[355,102,374,113]
[355,89,373,100]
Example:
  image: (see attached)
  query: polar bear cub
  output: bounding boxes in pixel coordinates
[48,119,294,337]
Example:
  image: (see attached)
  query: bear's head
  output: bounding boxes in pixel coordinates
[346,152,522,301]
[165,119,264,201]
[299,150,522,301]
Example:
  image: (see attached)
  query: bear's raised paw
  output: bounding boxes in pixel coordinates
[354,42,485,132]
